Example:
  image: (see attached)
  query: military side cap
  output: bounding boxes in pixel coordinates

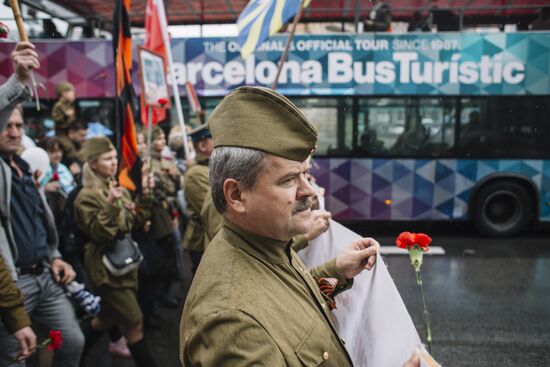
[188,123,212,143]
[208,87,317,162]
[55,81,74,97]
[79,136,115,161]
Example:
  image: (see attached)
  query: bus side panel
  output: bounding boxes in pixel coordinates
[312,158,550,222]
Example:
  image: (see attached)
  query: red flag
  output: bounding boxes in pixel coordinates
[141,0,168,126]
[114,0,141,191]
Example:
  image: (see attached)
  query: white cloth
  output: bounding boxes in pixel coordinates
[298,220,423,367]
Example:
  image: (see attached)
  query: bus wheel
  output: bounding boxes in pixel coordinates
[472,180,533,237]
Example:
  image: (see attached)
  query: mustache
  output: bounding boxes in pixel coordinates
[292,197,312,214]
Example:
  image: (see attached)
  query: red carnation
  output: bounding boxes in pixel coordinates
[414,233,432,251]
[157,97,168,106]
[395,231,415,249]
[52,172,60,181]
[48,330,62,350]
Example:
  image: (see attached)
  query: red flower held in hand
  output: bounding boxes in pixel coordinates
[48,330,62,350]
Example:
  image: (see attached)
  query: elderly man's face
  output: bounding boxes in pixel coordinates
[0,109,24,155]
[241,155,315,241]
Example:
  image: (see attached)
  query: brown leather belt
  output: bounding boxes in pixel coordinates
[17,264,44,276]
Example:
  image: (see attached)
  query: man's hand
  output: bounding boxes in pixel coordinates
[11,42,39,84]
[336,237,380,279]
[51,258,76,285]
[304,209,331,241]
[14,326,36,361]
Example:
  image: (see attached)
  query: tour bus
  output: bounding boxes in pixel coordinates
[1,31,549,236]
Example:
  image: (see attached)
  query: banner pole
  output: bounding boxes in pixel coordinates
[271,0,306,90]
[9,0,40,111]
[156,0,191,158]
[146,106,153,170]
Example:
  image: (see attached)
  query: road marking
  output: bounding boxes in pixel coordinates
[380,246,446,255]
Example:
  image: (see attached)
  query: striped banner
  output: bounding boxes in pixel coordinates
[237,0,310,59]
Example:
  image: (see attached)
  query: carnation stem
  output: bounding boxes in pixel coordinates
[416,269,432,354]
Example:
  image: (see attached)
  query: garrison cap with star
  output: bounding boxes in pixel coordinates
[188,123,212,143]
[79,136,115,161]
[207,86,318,162]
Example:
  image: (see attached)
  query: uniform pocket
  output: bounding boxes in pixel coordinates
[295,314,330,366]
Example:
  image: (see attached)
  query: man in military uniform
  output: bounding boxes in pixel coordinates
[181,124,213,274]
[179,87,381,366]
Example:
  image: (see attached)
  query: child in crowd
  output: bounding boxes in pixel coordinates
[40,136,76,195]
[52,81,77,131]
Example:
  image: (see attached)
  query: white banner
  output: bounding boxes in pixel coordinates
[298,220,427,367]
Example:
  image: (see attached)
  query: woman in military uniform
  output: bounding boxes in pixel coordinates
[73,137,158,367]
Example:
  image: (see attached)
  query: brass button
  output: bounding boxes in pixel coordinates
[323,351,329,360]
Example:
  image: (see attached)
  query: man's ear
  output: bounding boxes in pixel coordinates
[223,178,245,214]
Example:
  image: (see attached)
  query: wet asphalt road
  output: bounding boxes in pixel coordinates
[88,222,550,367]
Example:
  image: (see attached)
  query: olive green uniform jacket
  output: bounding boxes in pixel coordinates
[149,152,181,239]
[180,219,353,366]
[0,254,31,334]
[57,133,79,165]
[74,179,150,289]
[182,155,209,251]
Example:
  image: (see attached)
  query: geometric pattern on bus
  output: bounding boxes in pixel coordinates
[312,159,550,222]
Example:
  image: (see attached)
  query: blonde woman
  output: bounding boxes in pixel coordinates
[73,137,157,367]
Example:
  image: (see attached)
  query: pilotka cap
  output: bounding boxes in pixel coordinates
[80,136,115,161]
[207,86,318,162]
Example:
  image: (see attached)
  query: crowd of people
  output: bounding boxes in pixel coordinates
[0,41,425,367]
[0,41,210,367]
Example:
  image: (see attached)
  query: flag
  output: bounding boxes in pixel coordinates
[237,0,311,60]
[113,0,141,191]
[141,0,168,126]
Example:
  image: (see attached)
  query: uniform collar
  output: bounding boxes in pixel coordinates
[195,153,209,165]
[223,218,291,264]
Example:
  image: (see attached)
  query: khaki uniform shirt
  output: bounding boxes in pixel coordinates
[180,219,353,366]
[199,190,221,249]
[57,133,79,164]
[0,254,31,334]
[150,152,181,199]
[182,155,209,251]
[74,180,151,289]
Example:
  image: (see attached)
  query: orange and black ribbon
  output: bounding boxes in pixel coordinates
[317,277,338,310]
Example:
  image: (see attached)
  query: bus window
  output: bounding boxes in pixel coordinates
[358,98,456,157]
[357,98,406,156]
[294,97,353,156]
[417,98,456,157]
[457,98,502,158]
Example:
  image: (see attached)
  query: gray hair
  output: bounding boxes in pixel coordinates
[209,146,266,213]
